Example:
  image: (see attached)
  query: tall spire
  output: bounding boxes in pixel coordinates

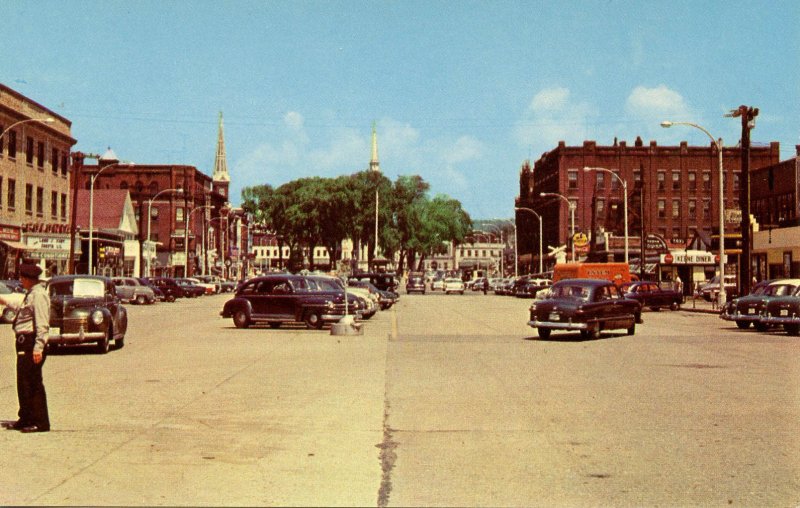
[213,111,230,182]
[369,121,381,173]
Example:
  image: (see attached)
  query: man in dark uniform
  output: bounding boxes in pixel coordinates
[0,263,51,433]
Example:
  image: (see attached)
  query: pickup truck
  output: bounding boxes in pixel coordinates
[621,281,683,311]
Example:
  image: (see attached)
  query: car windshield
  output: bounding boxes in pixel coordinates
[50,278,105,297]
[445,278,461,283]
[550,284,592,301]
[311,278,343,291]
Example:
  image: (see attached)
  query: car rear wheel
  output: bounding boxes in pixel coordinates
[136,294,147,305]
[754,322,769,332]
[669,302,680,311]
[233,310,250,329]
[735,321,751,329]
[537,328,551,339]
[305,311,323,330]
[166,294,175,303]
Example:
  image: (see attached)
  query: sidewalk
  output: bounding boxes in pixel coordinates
[682,296,723,314]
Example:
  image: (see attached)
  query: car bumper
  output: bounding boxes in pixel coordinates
[720,312,762,322]
[762,315,800,325]
[527,319,588,331]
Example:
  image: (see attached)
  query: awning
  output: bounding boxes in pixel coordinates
[0,240,33,251]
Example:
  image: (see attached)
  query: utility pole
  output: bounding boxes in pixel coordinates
[728,105,758,296]
[68,152,84,274]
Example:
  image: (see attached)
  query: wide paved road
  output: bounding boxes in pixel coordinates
[1,291,798,506]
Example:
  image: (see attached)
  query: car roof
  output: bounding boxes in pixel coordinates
[552,278,612,287]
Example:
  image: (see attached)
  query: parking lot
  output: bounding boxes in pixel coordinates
[1,291,798,506]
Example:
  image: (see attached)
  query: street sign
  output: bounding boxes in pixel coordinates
[573,232,589,248]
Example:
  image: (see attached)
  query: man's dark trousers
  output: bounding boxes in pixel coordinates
[16,334,50,429]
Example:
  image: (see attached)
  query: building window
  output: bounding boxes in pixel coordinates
[610,171,620,191]
[733,173,740,192]
[657,199,666,218]
[672,199,680,219]
[657,171,666,191]
[176,207,184,222]
[36,187,44,217]
[633,170,642,190]
[8,131,17,159]
[596,172,605,189]
[688,171,697,191]
[51,191,58,219]
[149,181,159,194]
[703,199,711,219]
[0,124,4,155]
[702,172,711,191]
[26,137,34,164]
[672,171,681,191]
[135,181,144,194]
[120,181,128,190]
[61,193,67,220]
[672,228,681,240]
[52,148,59,174]
[597,198,605,216]
[25,184,33,214]
[7,179,15,210]
[688,199,697,219]
[37,141,44,168]
[61,153,68,177]
[568,170,578,189]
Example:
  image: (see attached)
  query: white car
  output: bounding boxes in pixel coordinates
[443,277,465,295]
[431,279,445,291]
[186,277,217,295]
[0,281,26,323]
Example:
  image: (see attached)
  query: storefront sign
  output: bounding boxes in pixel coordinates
[25,234,71,260]
[660,251,715,265]
[0,225,21,242]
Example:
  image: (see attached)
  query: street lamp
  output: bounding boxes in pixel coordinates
[146,187,184,277]
[0,117,55,140]
[88,162,133,275]
[540,192,576,262]
[661,120,726,307]
[516,207,543,274]
[185,204,213,277]
[583,167,628,264]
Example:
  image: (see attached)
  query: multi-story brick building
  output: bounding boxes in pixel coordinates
[0,84,76,278]
[76,150,228,277]
[516,137,780,281]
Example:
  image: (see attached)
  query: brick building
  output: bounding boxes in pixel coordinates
[0,84,77,278]
[516,138,780,280]
[76,150,228,277]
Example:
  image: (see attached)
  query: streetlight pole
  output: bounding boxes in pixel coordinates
[540,192,576,262]
[185,205,213,277]
[0,117,55,140]
[88,162,133,275]
[661,121,726,307]
[146,188,183,277]
[583,167,628,264]
[516,207,543,274]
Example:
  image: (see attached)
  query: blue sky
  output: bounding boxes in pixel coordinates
[3,0,798,220]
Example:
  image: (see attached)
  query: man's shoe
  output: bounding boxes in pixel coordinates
[19,425,49,433]
[4,420,28,430]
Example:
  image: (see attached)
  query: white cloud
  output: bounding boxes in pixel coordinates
[625,85,692,119]
[442,136,483,165]
[283,111,304,131]
[515,87,599,148]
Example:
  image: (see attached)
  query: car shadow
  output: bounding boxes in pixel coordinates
[46,343,123,355]
[524,332,627,342]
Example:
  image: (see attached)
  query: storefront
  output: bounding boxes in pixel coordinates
[658,250,717,295]
[23,232,73,277]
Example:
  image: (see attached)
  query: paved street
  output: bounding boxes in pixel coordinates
[1,292,799,506]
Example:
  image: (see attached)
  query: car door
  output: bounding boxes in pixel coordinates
[267,278,297,320]
[608,284,634,328]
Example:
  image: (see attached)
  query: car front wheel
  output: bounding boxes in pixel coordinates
[537,328,551,339]
[96,329,110,354]
[233,310,250,329]
[305,311,323,330]
[736,321,750,329]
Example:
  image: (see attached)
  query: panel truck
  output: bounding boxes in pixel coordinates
[552,263,632,287]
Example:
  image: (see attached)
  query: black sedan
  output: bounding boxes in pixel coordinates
[528,279,641,340]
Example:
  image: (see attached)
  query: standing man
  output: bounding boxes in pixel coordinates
[0,264,51,433]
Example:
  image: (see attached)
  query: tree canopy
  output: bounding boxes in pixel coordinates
[242,171,472,273]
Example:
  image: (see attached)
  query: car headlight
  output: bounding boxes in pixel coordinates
[91,310,104,325]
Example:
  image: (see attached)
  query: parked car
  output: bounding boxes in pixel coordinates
[134,278,165,302]
[220,274,360,329]
[194,275,221,293]
[174,278,206,297]
[431,278,445,291]
[699,275,737,301]
[720,279,800,331]
[620,281,683,311]
[219,279,238,293]
[528,278,642,340]
[111,277,157,305]
[145,277,185,301]
[515,278,551,298]
[761,283,800,336]
[443,277,465,295]
[185,277,217,295]
[349,272,398,292]
[495,278,514,295]
[47,275,128,353]
[0,280,26,323]
[406,274,426,294]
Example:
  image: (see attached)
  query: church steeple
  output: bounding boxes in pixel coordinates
[212,111,230,202]
[369,121,381,173]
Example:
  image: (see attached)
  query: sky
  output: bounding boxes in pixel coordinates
[3,0,798,220]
